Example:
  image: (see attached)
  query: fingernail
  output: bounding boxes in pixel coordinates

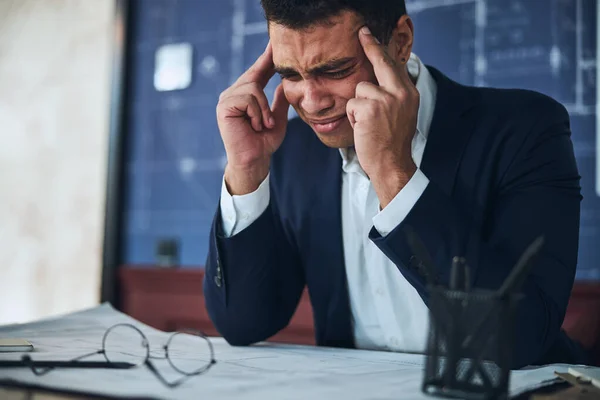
[360,26,371,35]
[269,117,275,127]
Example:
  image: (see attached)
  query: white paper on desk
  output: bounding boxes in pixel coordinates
[0,304,576,400]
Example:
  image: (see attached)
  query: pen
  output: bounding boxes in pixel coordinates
[496,236,545,298]
[461,235,545,349]
[0,360,135,369]
[450,257,468,291]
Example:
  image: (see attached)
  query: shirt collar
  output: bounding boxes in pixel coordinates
[339,52,437,167]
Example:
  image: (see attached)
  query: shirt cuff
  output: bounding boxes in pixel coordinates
[219,173,271,237]
[372,169,429,237]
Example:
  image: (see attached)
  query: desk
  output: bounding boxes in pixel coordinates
[0,304,574,400]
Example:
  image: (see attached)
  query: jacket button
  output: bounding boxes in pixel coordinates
[409,255,420,270]
[214,275,222,287]
[410,255,433,282]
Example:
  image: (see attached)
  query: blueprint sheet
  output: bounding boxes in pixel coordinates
[0,304,579,399]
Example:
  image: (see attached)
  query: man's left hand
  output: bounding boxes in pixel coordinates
[346,26,420,209]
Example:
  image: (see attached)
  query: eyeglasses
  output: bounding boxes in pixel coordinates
[0,323,216,388]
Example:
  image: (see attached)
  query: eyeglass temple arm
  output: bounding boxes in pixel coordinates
[71,349,105,362]
[145,360,188,388]
[23,350,105,376]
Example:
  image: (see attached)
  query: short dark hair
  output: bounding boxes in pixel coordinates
[260,0,407,44]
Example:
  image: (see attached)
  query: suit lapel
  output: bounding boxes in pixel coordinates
[421,67,480,195]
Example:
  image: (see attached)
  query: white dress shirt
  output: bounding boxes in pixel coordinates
[219,53,438,353]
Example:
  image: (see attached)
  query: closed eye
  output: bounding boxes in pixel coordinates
[279,72,301,81]
[326,68,353,79]
[277,67,354,81]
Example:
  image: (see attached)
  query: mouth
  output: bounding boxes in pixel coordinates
[308,115,346,134]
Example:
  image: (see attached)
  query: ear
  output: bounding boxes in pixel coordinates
[386,15,414,65]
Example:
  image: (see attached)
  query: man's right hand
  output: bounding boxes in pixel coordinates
[217,42,290,195]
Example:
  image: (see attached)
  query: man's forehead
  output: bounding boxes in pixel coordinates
[269,20,363,70]
[273,51,359,71]
[267,9,363,39]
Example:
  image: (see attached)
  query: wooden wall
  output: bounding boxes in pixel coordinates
[120,267,600,363]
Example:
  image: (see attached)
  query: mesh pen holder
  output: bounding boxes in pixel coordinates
[422,286,522,400]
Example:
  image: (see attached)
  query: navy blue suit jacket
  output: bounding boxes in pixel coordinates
[204,67,590,368]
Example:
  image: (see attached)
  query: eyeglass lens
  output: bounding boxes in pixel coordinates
[165,330,215,375]
[102,324,149,367]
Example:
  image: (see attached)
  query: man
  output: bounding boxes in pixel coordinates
[204,0,590,368]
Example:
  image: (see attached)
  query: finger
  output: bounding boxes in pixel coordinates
[221,82,274,129]
[236,41,275,88]
[346,99,356,129]
[355,81,388,101]
[346,98,375,128]
[224,94,264,131]
[396,58,414,87]
[358,27,400,89]
[256,87,275,129]
[243,83,275,129]
[270,83,290,128]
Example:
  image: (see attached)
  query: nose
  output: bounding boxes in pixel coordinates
[299,80,335,116]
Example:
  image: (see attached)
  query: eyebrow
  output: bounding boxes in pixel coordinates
[275,57,356,77]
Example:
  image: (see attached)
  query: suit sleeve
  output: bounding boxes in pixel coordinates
[203,184,305,346]
[369,100,582,368]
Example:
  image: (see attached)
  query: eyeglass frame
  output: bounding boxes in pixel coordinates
[20,322,217,388]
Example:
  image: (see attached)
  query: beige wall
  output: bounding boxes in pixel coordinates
[0,0,113,323]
